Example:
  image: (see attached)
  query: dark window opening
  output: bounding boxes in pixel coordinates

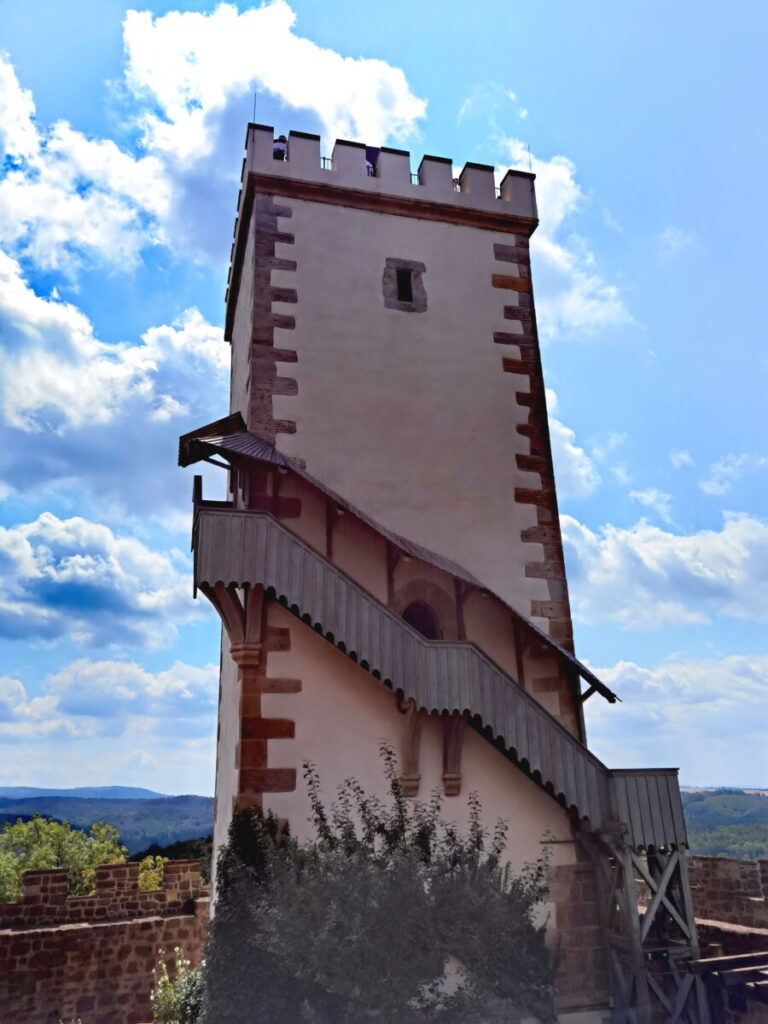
[396,268,414,303]
[402,601,440,640]
[365,146,380,177]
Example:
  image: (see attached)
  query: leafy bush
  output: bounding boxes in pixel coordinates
[151,947,204,1024]
[138,854,167,890]
[132,835,213,882]
[0,814,127,902]
[202,744,555,1023]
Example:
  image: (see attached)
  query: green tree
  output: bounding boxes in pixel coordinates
[138,854,168,890]
[0,814,127,902]
[202,745,555,1024]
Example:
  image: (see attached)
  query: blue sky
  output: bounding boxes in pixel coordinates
[0,0,765,794]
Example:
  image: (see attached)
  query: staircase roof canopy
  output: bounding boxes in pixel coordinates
[180,415,618,705]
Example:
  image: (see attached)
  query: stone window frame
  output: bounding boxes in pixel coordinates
[382,257,427,313]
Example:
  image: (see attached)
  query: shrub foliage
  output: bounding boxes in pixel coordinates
[151,947,204,1024]
[0,814,127,902]
[202,744,555,1023]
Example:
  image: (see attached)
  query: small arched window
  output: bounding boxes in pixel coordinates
[402,601,440,640]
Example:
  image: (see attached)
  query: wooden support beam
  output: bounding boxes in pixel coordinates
[385,542,401,608]
[688,953,768,976]
[325,497,338,560]
[510,614,526,689]
[453,579,468,641]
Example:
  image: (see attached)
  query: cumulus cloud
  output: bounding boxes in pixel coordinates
[48,658,217,719]
[546,390,600,499]
[658,226,695,259]
[629,487,674,524]
[0,674,84,741]
[0,253,227,515]
[123,1,426,164]
[118,1,425,259]
[562,511,768,627]
[699,453,768,496]
[0,512,198,647]
[0,8,426,271]
[0,658,217,744]
[0,57,170,273]
[591,431,626,462]
[0,251,227,431]
[585,655,768,785]
[670,449,694,469]
[498,138,631,340]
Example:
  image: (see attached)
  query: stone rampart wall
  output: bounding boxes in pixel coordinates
[689,855,768,930]
[549,860,609,1015]
[0,861,209,1024]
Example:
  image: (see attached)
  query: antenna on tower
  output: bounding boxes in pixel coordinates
[252,91,257,122]
[527,143,532,172]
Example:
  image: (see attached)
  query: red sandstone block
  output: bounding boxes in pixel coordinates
[239,767,297,793]
[241,716,295,739]
[245,676,302,693]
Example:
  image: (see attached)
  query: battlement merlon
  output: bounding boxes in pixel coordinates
[224,123,538,337]
[242,123,537,215]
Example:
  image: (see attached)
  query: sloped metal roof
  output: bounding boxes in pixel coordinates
[179,418,618,703]
[194,506,682,850]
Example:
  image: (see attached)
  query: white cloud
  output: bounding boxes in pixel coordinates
[0,58,170,274]
[0,9,426,273]
[0,512,199,647]
[0,57,38,160]
[123,1,425,164]
[0,253,228,515]
[0,250,227,432]
[629,487,674,524]
[546,390,600,499]
[670,449,694,469]
[591,431,626,462]
[0,674,85,741]
[699,453,768,496]
[659,226,695,259]
[498,138,631,340]
[48,658,217,720]
[562,511,768,627]
[0,659,217,746]
[602,209,621,232]
[123,749,158,769]
[585,655,768,786]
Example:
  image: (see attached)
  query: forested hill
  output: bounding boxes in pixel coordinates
[0,786,167,800]
[682,789,768,859]
[0,795,213,854]
[3,787,765,859]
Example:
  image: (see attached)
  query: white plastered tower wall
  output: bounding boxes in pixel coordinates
[226,125,574,650]
[187,123,703,1024]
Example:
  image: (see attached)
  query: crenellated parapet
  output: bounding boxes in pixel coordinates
[0,860,207,930]
[225,123,538,328]
[241,123,536,214]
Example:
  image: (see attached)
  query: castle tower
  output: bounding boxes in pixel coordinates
[180,125,704,1022]
[225,125,573,651]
